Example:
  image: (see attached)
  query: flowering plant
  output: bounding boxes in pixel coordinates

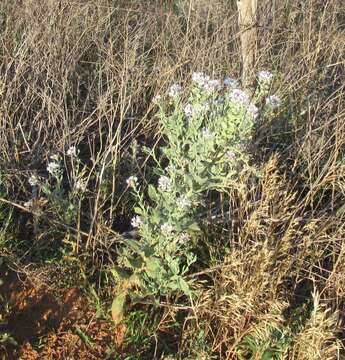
[26,146,87,228]
[111,71,281,322]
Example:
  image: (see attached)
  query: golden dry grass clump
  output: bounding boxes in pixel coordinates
[185,157,345,358]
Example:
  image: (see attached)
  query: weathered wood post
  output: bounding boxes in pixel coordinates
[237,0,258,88]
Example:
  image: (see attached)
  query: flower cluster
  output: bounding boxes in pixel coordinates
[184,104,195,118]
[192,72,210,86]
[160,223,174,236]
[131,215,143,228]
[248,103,259,120]
[126,175,138,188]
[178,232,190,244]
[224,77,240,88]
[67,146,77,157]
[177,195,191,211]
[28,175,38,187]
[192,72,222,94]
[266,94,281,109]
[203,79,221,93]
[229,88,250,107]
[168,84,182,98]
[47,155,61,178]
[226,150,236,160]
[158,176,172,192]
[184,102,210,118]
[153,94,162,104]
[258,70,274,83]
[202,128,214,140]
[74,179,86,192]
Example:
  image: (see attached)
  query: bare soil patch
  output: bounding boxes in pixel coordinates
[0,270,125,359]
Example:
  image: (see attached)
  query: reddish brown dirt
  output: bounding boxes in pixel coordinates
[0,271,126,359]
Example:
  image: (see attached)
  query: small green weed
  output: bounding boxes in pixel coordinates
[122,310,160,359]
[236,324,291,360]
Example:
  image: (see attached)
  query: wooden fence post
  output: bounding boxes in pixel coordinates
[237,0,258,88]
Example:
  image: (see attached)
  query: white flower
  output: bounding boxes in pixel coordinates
[158,176,172,191]
[28,175,38,187]
[166,164,176,173]
[153,94,162,104]
[202,128,213,139]
[213,97,225,106]
[178,232,190,244]
[177,195,191,211]
[265,95,281,109]
[184,104,195,118]
[204,79,221,93]
[67,146,77,157]
[160,223,174,236]
[75,179,86,192]
[126,175,138,188]
[184,102,210,118]
[224,77,240,88]
[50,154,60,162]
[168,84,182,98]
[229,88,250,107]
[247,103,259,119]
[24,200,33,208]
[131,215,143,228]
[192,72,210,86]
[192,72,221,93]
[200,101,211,112]
[226,150,236,160]
[258,70,273,83]
[47,161,60,176]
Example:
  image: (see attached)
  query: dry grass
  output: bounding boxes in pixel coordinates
[0,0,345,358]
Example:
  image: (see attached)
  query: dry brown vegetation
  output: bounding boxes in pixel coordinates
[0,0,345,359]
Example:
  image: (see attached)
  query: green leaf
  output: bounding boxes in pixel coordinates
[184,174,194,189]
[177,276,191,296]
[262,350,278,360]
[134,206,144,215]
[145,257,162,279]
[110,266,131,281]
[148,185,158,202]
[150,209,161,224]
[41,183,51,196]
[74,326,94,349]
[169,259,180,275]
[187,222,201,232]
[126,239,143,253]
[126,257,144,270]
[143,244,155,258]
[111,291,127,325]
